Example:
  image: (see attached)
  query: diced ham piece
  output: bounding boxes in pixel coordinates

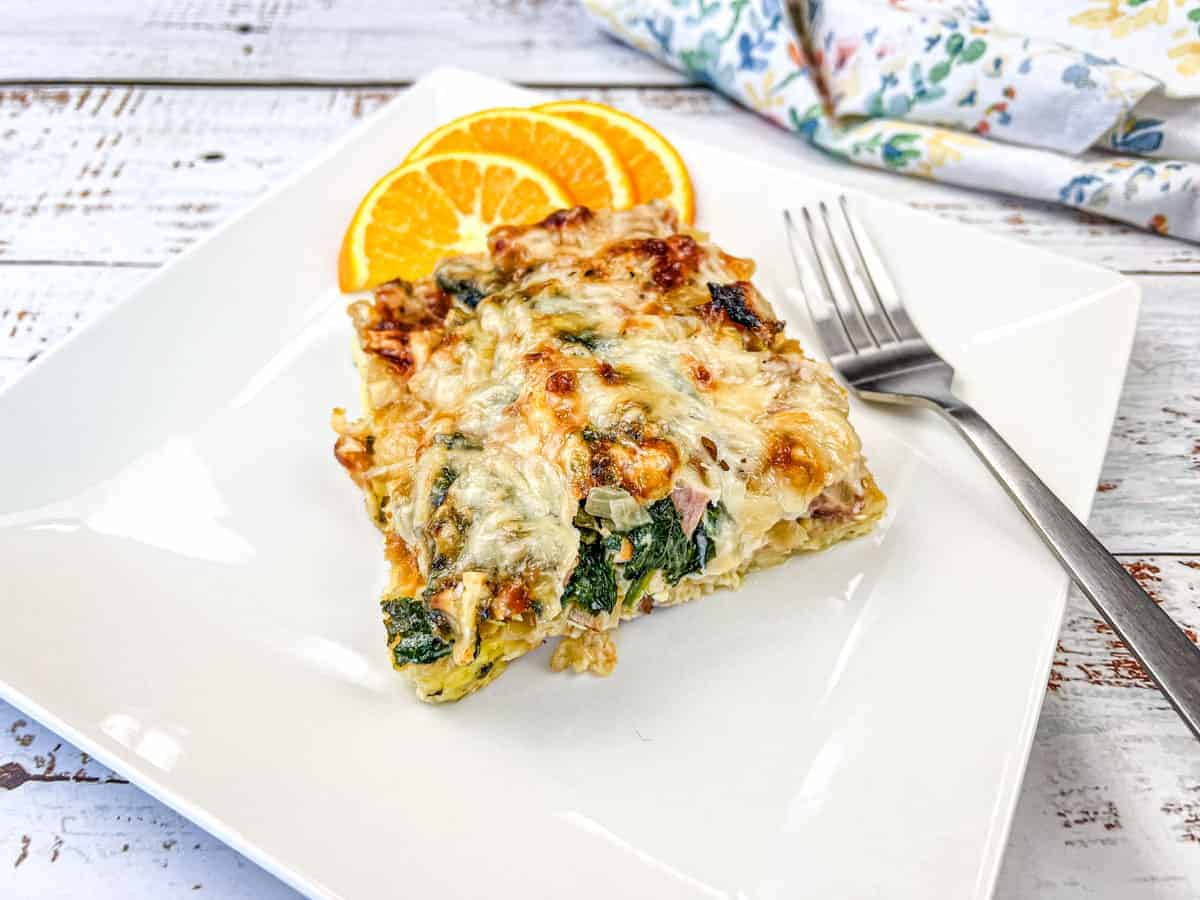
[808,489,865,520]
[671,481,712,537]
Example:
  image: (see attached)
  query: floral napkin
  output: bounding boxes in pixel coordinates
[584,0,1200,242]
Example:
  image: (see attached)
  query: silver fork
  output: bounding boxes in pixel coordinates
[785,196,1200,740]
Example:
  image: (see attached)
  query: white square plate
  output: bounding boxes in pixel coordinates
[0,68,1138,899]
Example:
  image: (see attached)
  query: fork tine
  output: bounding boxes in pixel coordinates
[819,200,896,347]
[799,205,875,352]
[783,209,855,359]
[837,195,921,342]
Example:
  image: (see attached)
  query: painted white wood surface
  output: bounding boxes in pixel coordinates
[999,558,1200,900]
[3,83,1200,273]
[0,0,686,86]
[1,3,1199,898]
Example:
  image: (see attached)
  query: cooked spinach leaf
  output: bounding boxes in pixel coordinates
[559,330,601,352]
[563,499,724,612]
[562,531,618,615]
[691,501,724,571]
[624,498,697,585]
[381,597,452,666]
[435,272,486,309]
[430,465,457,509]
[623,569,653,607]
[434,432,481,451]
[624,498,724,587]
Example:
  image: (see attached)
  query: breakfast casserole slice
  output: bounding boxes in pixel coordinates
[332,201,886,702]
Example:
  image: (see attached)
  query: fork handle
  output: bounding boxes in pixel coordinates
[935,396,1200,739]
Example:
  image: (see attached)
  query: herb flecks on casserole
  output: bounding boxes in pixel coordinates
[332,201,886,702]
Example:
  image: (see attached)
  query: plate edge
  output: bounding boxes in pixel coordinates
[0,70,460,407]
[0,66,1149,900]
[0,679,333,900]
[971,276,1141,899]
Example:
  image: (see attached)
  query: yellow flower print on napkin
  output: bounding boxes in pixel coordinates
[1168,39,1200,77]
[1068,0,1200,79]
[1069,0,1170,39]
[744,70,787,113]
[918,128,984,176]
[892,125,985,178]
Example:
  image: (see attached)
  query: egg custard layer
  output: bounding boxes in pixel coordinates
[332,201,885,702]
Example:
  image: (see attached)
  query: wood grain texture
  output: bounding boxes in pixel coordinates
[1091,276,1200,553]
[0,266,147,374]
[0,0,684,86]
[998,558,1200,900]
[1,707,297,899]
[4,85,1200,271]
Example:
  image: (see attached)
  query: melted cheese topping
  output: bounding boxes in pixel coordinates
[333,201,885,702]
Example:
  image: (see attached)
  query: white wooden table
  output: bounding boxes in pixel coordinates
[1,3,1198,897]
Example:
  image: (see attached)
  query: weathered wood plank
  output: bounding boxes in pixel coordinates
[1,707,298,898]
[997,558,1200,900]
[3,85,1200,272]
[0,265,147,374]
[0,0,683,86]
[3,557,1198,898]
[1091,276,1200,554]
[2,262,1194,552]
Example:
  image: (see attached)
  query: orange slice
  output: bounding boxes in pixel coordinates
[338,152,571,292]
[536,100,694,224]
[404,107,633,212]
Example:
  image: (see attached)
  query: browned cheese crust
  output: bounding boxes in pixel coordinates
[332,201,886,701]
